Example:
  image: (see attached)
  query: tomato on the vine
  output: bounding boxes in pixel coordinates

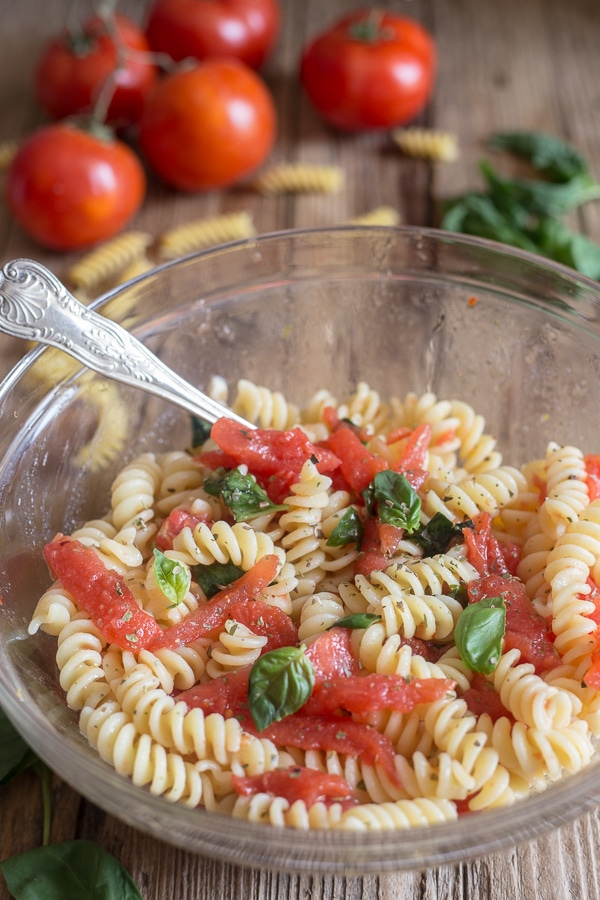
[35,13,158,126]
[138,58,276,191]
[145,0,280,70]
[6,123,146,251]
[300,9,436,132]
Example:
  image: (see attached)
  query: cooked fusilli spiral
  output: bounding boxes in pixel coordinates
[252,163,344,194]
[157,211,255,260]
[392,127,459,162]
[67,231,154,292]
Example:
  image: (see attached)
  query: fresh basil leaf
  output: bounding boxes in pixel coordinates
[441,192,539,251]
[362,471,421,534]
[489,131,589,182]
[190,415,212,449]
[454,595,506,674]
[153,548,191,607]
[328,613,382,630]
[482,160,600,217]
[248,645,314,731]
[0,706,37,784]
[0,839,142,900]
[533,216,600,279]
[192,560,245,599]
[411,513,474,556]
[326,507,363,548]
[204,468,287,522]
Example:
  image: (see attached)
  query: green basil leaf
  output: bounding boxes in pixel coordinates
[533,217,600,280]
[362,470,421,534]
[0,706,38,784]
[248,645,314,731]
[204,468,288,522]
[192,560,245,599]
[0,839,142,900]
[327,613,382,630]
[326,507,363,548]
[153,548,191,607]
[489,130,589,182]
[411,513,474,556]
[441,192,538,250]
[482,160,600,217]
[190,415,212,449]
[455,595,506,675]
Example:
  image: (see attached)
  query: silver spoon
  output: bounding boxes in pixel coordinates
[0,258,253,428]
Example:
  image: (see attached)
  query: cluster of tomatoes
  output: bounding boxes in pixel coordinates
[6,1,436,252]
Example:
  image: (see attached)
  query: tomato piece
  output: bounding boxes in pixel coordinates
[393,422,431,490]
[259,715,400,787]
[155,508,211,551]
[146,0,280,70]
[149,554,280,649]
[43,536,163,650]
[231,766,356,807]
[304,673,454,717]
[463,512,512,577]
[179,666,250,715]
[468,573,559,674]
[325,425,388,495]
[353,517,407,577]
[203,417,341,504]
[6,123,145,251]
[227,600,298,652]
[461,673,513,723]
[138,59,276,191]
[300,9,436,132]
[304,627,359,682]
[584,454,600,502]
[35,13,158,125]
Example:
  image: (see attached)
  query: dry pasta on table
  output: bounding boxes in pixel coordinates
[29,379,600,831]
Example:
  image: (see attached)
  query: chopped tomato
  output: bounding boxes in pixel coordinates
[461,673,513,723]
[155,507,210,551]
[463,512,512,577]
[258,715,400,787]
[584,454,600,502]
[322,405,341,432]
[468,572,558,673]
[179,666,250,715]
[149,554,280,649]
[227,599,298,651]
[305,627,359,682]
[353,517,397,576]
[231,765,357,807]
[199,417,341,503]
[304,673,455,717]
[43,535,163,650]
[324,424,388,495]
[393,422,431,490]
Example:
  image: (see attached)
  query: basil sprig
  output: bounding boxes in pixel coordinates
[204,468,288,521]
[410,512,473,556]
[442,130,600,279]
[454,595,506,674]
[153,548,191,608]
[326,507,363,548]
[192,560,245,599]
[248,645,314,731]
[362,470,421,533]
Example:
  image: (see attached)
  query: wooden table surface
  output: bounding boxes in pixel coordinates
[2,1,600,897]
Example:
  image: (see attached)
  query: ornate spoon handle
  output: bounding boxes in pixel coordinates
[0,258,252,428]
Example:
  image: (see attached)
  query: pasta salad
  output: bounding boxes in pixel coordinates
[28,380,600,832]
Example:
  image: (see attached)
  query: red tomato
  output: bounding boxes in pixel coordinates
[6,123,145,251]
[468,573,559,674]
[138,58,277,191]
[305,627,359,682]
[149,553,280,649]
[35,13,158,125]
[325,424,388,495]
[300,9,436,132]
[200,417,340,503]
[304,672,454,718]
[155,507,211,551]
[44,536,163,649]
[145,0,280,70]
[179,666,251,715]
[227,599,298,651]
[232,766,356,807]
[461,673,513,723]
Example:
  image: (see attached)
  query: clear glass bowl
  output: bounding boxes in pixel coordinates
[2,226,600,874]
